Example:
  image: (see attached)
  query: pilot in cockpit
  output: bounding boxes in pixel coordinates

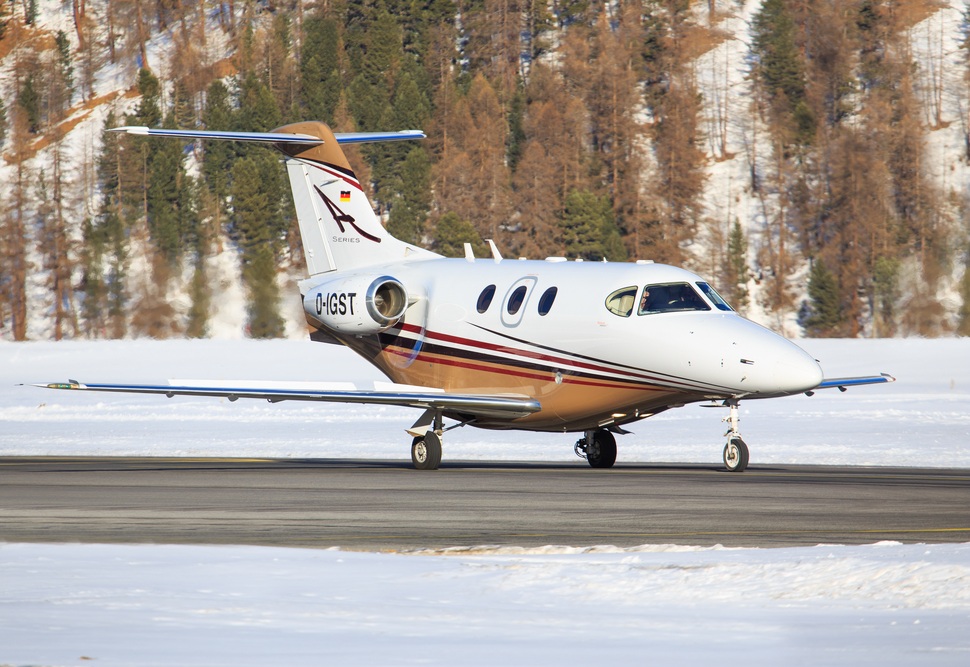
[639,287,660,314]
[639,289,651,312]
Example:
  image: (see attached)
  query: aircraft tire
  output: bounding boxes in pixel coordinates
[723,437,749,472]
[411,432,442,470]
[587,430,617,468]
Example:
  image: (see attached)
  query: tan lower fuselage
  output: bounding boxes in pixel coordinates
[338,328,698,432]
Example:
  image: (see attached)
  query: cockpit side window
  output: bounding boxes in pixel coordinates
[605,286,637,317]
[696,282,733,311]
[638,282,711,315]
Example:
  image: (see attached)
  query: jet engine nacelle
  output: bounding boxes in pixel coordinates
[303,274,409,334]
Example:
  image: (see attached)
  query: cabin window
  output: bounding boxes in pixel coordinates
[696,282,733,311]
[538,287,558,316]
[638,282,711,315]
[507,285,528,315]
[477,284,496,313]
[605,286,637,317]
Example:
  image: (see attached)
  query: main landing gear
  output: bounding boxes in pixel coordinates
[411,431,442,470]
[574,429,617,468]
[409,408,448,470]
[721,399,749,472]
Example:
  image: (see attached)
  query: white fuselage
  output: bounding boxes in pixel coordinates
[303,257,824,432]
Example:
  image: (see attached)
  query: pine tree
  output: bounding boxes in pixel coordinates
[433,212,488,258]
[80,216,108,336]
[89,112,130,338]
[804,260,842,337]
[751,0,815,146]
[301,15,343,122]
[146,111,187,264]
[387,145,432,245]
[872,256,899,337]
[724,220,749,312]
[231,156,285,338]
[55,30,75,107]
[559,189,625,261]
[752,0,805,104]
[186,263,210,339]
[201,80,234,207]
[346,4,399,132]
[506,83,526,173]
[18,74,40,133]
[236,71,282,134]
[367,68,431,211]
[125,69,163,218]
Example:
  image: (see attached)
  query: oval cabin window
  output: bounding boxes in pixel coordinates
[507,285,527,315]
[538,287,558,316]
[477,284,496,313]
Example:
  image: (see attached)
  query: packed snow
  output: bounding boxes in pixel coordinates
[2,337,969,665]
[2,337,969,466]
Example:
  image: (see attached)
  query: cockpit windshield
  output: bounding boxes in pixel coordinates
[695,282,733,311]
[638,282,711,315]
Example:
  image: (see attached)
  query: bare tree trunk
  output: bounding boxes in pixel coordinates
[9,146,30,341]
[135,0,149,70]
[73,0,86,50]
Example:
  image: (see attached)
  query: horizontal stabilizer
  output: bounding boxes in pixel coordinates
[109,126,425,145]
[36,380,540,420]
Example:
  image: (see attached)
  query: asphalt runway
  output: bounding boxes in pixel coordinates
[1,457,968,550]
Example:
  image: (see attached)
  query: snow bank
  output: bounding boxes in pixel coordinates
[1,541,968,666]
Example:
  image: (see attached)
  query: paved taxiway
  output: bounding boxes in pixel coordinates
[1,457,968,549]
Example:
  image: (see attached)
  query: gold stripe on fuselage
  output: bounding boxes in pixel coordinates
[359,338,695,430]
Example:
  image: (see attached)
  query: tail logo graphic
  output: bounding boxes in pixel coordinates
[313,184,382,244]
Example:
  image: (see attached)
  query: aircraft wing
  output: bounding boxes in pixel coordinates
[35,379,540,420]
[811,373,896,392]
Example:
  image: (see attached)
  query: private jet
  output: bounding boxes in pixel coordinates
[39,122,893,471]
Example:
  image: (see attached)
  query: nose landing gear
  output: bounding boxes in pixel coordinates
[721,399,749,472]
[575,429,617,468]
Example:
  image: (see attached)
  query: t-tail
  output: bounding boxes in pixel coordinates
[110,122,437,276]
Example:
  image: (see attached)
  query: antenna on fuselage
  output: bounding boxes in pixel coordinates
[463,243,475,262]
[486,239,503,263]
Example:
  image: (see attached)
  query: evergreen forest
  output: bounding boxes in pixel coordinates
[2,0,970,340]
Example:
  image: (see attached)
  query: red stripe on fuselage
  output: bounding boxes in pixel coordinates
[387,322,710,392]
[382,345,663,392]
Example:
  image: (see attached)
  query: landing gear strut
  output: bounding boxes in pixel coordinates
[575,429,617,468]
[721,399,749,472]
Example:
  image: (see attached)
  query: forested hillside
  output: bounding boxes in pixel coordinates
[2,0,969,341]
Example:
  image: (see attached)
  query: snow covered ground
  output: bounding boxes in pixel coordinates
[2,338,969,665]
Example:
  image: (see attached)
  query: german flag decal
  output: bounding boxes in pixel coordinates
[340,190,351,203]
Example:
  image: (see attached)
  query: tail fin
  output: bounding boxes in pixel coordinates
[110,122,435,277]
[273,122,434,276]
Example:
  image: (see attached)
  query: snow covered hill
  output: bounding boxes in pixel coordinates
[3,0,969,341]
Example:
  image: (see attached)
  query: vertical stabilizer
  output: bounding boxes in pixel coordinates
[108,122,434,277]
[272,122,433,276]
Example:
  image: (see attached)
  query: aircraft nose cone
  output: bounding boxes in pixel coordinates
[735,322,823,394]
[772,342,824,394]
